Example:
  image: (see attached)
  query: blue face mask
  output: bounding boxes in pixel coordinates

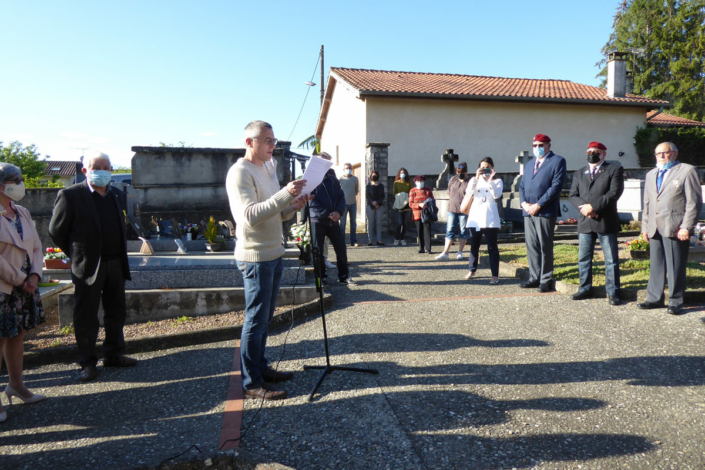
[656,160,676,171]
[88,170,112,187]
[533,146,546,159]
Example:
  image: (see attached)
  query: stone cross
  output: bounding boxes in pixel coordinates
[435,149,458,190]
[511,150,532,192]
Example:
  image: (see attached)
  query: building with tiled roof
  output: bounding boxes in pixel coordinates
[43,160,80,186]
[316,57,670,198]
[646,110,705,128]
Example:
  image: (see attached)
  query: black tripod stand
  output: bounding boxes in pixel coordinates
[302,203,377,401]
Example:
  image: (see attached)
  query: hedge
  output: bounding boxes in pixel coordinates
[635,126,705,167]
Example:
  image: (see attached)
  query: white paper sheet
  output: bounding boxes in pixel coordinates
[300,156,333,195]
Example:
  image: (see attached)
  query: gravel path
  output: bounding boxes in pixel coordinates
[240,236,705,469]
[2,235,704,469]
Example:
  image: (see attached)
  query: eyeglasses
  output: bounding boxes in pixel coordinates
[5,177,24,185]
[253,137,278,146]
[532,144,547,148]
[654,151,673,157]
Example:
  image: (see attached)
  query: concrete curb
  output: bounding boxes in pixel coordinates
[488,258,705,303]
[24,293,333,369]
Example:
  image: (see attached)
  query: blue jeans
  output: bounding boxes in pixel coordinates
[237,257,284,390]
[578,232,620,296]
[340,203,357,244]
[445,212,468,240]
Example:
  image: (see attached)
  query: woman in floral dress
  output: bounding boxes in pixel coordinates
[0,163,47,422]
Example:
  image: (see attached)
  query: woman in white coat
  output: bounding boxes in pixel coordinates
[465,157,503,284]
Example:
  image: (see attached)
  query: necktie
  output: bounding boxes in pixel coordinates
[534,161,541,175]
[590,168,596,180]
[657,169,666,191]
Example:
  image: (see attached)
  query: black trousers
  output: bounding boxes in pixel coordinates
[414,220,432,253]
[312,221,349,280]
[73,258,127,367]
[468,227,500,276]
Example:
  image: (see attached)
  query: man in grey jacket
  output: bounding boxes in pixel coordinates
[638,142,702,315]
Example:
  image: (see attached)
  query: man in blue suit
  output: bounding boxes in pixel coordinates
[518,134,567,292]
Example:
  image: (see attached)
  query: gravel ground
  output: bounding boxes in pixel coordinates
[3,234,705,469]
[0,341,235,470]
[23,305,290,351]
[239,235,705,469]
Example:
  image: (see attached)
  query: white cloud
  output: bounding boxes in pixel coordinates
[200,132,216,136]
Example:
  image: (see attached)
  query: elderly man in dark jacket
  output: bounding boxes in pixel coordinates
[569,141,625,306]
[308,153,353,284]
[49,152,136,382]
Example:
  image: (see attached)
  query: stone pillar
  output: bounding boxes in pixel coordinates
[274,141,294,244]
[274,141,292,185]
[365,142,390,235]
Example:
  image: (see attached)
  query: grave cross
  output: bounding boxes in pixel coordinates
[511,150,532,192]
[435,149,459,190]
[515,150,532,176]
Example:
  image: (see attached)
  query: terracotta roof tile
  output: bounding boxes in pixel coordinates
[330,67,669,106]
[44,161,79,177]
[647,110,705,128]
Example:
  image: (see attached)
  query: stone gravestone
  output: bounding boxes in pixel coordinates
[436,149,458,190]
[511,150,532,192]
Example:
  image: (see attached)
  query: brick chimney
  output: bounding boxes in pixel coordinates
[607,51,630,98]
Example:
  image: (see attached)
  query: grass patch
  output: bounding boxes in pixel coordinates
[174,316,195,324]
[59,324,74,335]
[499,243,705,290]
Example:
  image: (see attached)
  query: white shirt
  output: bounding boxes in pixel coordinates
[465,176,504,229]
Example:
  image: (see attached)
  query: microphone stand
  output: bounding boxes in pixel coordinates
[302,199,378,401]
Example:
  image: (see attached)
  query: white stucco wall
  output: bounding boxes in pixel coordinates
[319,81,367,174]
[363,97,648,174]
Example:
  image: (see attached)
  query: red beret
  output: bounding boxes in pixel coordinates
[533,134,551,143]
[587,141,607,150]
[413,175,425,182]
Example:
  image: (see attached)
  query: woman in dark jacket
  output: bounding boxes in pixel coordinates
[409,175,434,254]
[366,171,385,246]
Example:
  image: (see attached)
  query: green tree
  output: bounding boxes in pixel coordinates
[0,141,63,188]
[297,135,321,154]
[596,0,705,121]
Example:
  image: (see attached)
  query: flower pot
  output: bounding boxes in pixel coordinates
[298,244,312,265]
[45,258,71,270]
[630,249,649,260]
[206,242,226,252]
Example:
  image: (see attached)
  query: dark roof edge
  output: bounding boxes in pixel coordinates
[358,90,670,108]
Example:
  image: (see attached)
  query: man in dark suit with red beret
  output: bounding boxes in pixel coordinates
[569,142,625,305]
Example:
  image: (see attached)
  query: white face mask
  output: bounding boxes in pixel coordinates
[3,181,26,202]
[415,182,424,189]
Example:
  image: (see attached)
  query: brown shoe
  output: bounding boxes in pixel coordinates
[244,382,287,400]
[79,365,99,382]
[103,355,138,367]
[262,368,294,383]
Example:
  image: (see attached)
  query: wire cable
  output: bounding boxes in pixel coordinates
[287,54,321,143]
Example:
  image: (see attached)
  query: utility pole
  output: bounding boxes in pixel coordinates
[320,45,324,108]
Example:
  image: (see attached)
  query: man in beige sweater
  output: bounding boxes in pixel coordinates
[227,120,309,400]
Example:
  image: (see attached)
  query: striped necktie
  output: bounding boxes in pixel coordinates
[534,160,541,175]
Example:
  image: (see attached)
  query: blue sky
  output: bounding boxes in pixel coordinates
[0,0,620,168]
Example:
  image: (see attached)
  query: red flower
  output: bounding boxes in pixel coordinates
[46,248,54,253]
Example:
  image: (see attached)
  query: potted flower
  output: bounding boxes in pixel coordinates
[289,222,311,265]
[204,217,226,252]
[180,223,200,241]
[626,235,650,259]
[44,247,71,270]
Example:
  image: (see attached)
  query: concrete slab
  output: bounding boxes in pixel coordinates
[58,285,319,327]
